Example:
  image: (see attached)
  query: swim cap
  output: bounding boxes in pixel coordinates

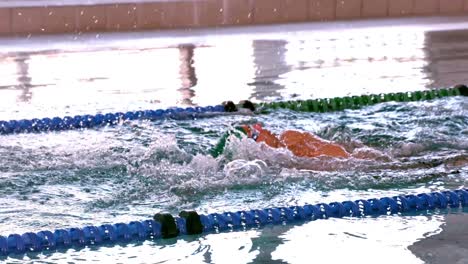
[252,123,263,132]
[236,123,263,141]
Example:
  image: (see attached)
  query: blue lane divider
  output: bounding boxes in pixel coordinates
[0,105,225,135]
[1,188,468,256]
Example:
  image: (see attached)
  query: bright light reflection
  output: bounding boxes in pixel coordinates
[193,42,255,106]
[271,215,444,264]
[27,48,181,106]
[203,231,260,263]
[282,31,428,99]
[0,20,450,119]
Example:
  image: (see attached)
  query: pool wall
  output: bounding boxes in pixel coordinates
[0,0,467,37]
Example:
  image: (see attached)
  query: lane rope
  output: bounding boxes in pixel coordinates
[258,85,467,113]
[0,105,225,135]
[2,188,467,256]
[0,85,466,135]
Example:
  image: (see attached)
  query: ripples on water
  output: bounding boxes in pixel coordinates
[0,96,466,220]
[0,96,466,263]
[0,103,465,263]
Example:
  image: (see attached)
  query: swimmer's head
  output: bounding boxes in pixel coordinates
[210,122,264,158]
[235,122,263,138]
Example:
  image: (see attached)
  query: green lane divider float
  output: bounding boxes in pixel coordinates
[258,85,467,113]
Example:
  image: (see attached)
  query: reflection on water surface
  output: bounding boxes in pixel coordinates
[1,19,468,120]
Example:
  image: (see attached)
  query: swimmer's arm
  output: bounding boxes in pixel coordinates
[256,130,285,148]
[209,131,230,158]
[209,128,245,158]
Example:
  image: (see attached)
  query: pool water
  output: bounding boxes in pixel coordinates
[0,17,467,263]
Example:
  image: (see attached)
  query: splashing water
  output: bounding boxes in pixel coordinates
[0,97,466,241]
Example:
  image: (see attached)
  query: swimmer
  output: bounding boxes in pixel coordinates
[211,100,353,159]
[210,122,350,159]
[211,100,389,161]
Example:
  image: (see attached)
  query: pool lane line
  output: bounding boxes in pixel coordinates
[0,105,226,135]
[0,85,466,136]
[1,188,468,256]
[258,84,467,113]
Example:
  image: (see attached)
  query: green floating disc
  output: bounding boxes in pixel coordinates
[315,100,324,112]
[394,92,402,101]
[411,91,423,101]
[352,96,363,108]
[302,100,312,112]
[447,88,456,96]
[438,88,449,97]
[369,94,381,104]
[310,99,319,112]
[298,101,310,111]
[395,92,410,102]
[332,98,341,109]
[319,99,328,112]
[339,97,347,108]
[360,95,370,105]
[328,98,337,111]
[343,96,353,108]
[383,93,396,102]
[432,90,442,98]
[266,102,276,109]
[287,101,297,111]
[423,90,435,100]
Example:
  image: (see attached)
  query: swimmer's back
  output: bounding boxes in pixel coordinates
[279,130,350,158]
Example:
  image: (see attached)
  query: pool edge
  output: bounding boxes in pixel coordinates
[0,0,468,37]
